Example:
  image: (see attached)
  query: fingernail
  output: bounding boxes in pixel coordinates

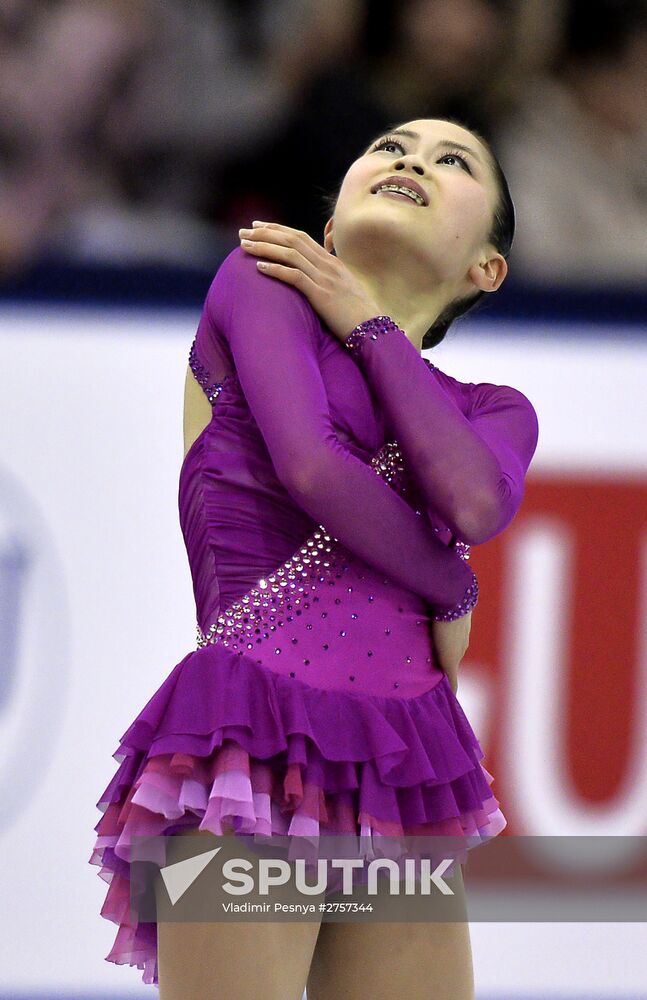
[251,220,266,228]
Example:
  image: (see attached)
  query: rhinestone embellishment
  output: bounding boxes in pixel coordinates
[196,528,347,649]
[452,538,471,561]
[371,438,409,494]
[189,337,238,404]
[343,315,437,372]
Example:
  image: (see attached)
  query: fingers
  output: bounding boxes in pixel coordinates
[253,259,316,290]
[240,223,330,271]
[251,221,310,243]
[240,237,320,282]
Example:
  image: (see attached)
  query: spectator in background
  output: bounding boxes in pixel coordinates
[366,0,516,140]
[101,0,320,248]
[0,0,320,275]
[494,0,647,286]
[0,0,149,274]
[215,0,518,243]
[213,0,384,240]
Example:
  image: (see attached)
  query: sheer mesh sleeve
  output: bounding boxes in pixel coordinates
[343,317,540,545]
[203,248,476,618]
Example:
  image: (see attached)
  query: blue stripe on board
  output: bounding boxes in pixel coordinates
[0,258,645,326]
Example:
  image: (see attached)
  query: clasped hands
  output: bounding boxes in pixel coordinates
[239,221,382,343]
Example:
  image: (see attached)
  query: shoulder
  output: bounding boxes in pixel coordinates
[204,246,263,310]
[205,246,321,335]
[423,360,473,414]
[210,244,263,283]
[468,379,537,419]
[430,361,538,427]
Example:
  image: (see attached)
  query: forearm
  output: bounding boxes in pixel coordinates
[344,317,505,541]
[285,440,478,618]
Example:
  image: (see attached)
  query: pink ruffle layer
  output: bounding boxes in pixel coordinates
[89,646,506,987]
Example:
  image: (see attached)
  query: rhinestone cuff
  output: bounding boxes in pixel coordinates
[344,316,437,373]
[431,569,479,621]
[344,315,401,353]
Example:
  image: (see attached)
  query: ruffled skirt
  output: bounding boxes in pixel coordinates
[89,643,506,987]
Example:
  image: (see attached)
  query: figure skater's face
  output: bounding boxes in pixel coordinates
[324,118,500,289]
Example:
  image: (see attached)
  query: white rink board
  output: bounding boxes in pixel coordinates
[0,303,645,999]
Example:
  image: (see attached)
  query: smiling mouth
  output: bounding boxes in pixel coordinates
[372,189,424,206]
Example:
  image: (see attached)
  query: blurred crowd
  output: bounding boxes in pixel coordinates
[0,0,646,287]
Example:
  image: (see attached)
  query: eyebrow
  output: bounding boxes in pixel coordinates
[367,128,485,166]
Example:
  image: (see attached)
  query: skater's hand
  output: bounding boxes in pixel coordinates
[238,221,383,342]
[430,612,472,695]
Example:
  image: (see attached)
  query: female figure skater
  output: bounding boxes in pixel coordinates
[90,116,538,999]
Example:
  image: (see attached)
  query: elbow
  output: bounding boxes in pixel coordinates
[275,438,345,507]
[275,454,325,504]
[455,485,522,545]
[456,511,501,546]
[455,509,501,545]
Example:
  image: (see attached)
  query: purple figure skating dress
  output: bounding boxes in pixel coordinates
[89,247,539,985]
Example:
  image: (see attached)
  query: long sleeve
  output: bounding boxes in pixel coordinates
[344,317,540,545]
[204,247,476,617]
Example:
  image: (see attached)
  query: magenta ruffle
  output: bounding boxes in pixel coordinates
[89,644,506,987]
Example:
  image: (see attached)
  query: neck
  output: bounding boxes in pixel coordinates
[338,254,456,356]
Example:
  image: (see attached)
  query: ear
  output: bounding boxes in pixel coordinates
[467,252,508,293]
[323,217,335,254]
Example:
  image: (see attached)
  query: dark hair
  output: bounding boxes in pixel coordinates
[320,116,515,351]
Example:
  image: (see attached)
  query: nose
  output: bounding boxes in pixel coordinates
[392,156,425,177]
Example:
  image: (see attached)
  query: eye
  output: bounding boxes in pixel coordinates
[370,136,474,176]
[369,135,474,176]
[370,136,407,155]
[438,151,473,175]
